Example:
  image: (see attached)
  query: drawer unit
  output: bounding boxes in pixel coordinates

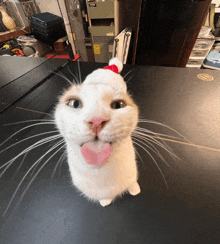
[87,1,114,19]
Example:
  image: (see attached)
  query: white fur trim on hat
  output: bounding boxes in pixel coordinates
[109,57,123,73]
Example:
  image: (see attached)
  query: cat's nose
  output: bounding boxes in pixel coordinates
[88,117,109,135]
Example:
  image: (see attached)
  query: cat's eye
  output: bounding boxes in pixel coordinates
[111,100,126,109]
[67,99,82,109]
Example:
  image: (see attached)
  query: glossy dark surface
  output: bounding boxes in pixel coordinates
[1,57,220,243]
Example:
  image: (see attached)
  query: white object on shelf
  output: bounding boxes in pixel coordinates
[4,0,38,29]
[193,39,215,50]
[186,58,204,68]
[190,49,211,59]
[187,39,215,68]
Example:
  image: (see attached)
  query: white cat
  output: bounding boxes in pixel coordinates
[55,58,141,206]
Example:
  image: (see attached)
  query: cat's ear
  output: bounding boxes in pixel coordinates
[108,58,123,73]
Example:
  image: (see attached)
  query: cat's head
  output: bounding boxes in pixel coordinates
[55,58,138,147]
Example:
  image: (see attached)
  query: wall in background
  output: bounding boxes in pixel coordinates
[35,0,61,17]
[135,0,212,67]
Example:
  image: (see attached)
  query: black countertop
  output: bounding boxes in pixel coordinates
[1,57,220,243]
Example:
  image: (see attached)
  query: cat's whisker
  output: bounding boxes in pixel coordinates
[51,151,66,179]
[67,65,79,84]
[2,119,55,126]
[0,134,62,174]
[58,151,67,178]
[135,128,169,144]
[119,125,175,160]
[29,137,63,178]
[132,139,168,188]
[132,135,169,167]
[3,119,85,129]
[21,142,65,198]
[135,134,173,162]
[0,130,59,155]
[0,122,56,148]
[134,144,144,166]
[0,136,61,179]
[3,140,65,216]
[51,71,73,85]
[123,67,139,80]
[136,126,181,140]
[12,105,53,117]
[133,131,180,161]
[11,151,29,180]
[138,119,191,143]
[137,124,220,154]
[123,124,172,153]
[125,74,134,84]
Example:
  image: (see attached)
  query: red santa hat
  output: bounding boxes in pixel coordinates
[83,58,126,92]
[103,58,123,74]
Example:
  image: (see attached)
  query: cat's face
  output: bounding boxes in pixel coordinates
[55,75,138,147]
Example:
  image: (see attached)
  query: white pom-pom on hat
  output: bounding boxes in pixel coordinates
[108,57,123,73]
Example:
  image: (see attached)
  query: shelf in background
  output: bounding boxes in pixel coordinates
[0,27,30,43]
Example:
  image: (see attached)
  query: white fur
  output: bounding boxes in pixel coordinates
[83,68,127,93]
[65,137,139,202]
[109,57,123,72]
[55,58,140,206]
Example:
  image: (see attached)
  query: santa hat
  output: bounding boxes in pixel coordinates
[83,58,127,92]
[103,57,123,74]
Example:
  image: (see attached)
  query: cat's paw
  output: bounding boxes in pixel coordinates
[128,182,141,196]
[99,199,112,207]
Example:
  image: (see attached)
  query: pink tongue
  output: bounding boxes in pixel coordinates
[81,142,111,166]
